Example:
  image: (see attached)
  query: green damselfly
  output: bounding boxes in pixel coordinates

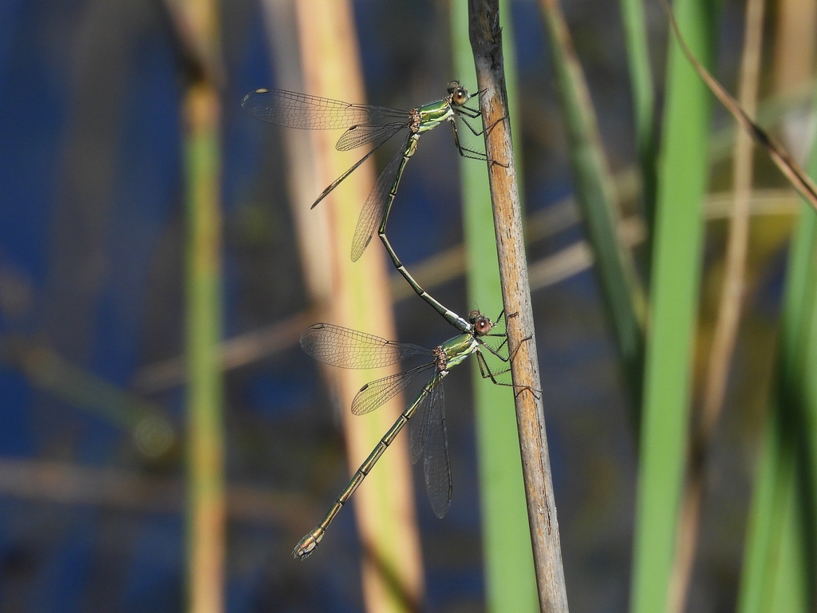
[293,310,525,559]
[242,82,486,333]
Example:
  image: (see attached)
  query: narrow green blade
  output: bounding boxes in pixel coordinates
[737,93,817,612]
[737,402,809,613]
[629,0,712,608]
[539,0,647,417]
[619,0,657,229]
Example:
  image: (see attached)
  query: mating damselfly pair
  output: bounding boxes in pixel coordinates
[242,82,521,559]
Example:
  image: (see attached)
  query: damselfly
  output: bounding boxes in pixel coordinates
[293,309,528,559]
[242,82,486,333]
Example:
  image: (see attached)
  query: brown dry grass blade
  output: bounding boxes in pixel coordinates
[662,0,817,211]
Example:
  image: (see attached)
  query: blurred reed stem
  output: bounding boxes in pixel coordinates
[168,2,227,611]
[737,93,817,613]
[183,79,226,613]
[468,1,568,610]
[287,0,423,610]
[452,2,538,612]
[671,0,765,607]
[629,0,712,609]
[737,13,817,609]
[538,0,647,419]
[2,337,173,449]
[738,402,809,612]
[0,458,311,526]
[619,0,657,229]
[772,0,816,93]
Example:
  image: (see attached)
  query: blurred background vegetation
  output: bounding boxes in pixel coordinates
[1,0,816,611]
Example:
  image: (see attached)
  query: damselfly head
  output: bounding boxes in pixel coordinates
[468,310,495,336]
[447,81,471,106]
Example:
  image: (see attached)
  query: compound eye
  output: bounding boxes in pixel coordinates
[453,89,469,105]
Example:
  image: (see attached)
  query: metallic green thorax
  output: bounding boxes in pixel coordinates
[439,333,480,369]
[416,99,455,132]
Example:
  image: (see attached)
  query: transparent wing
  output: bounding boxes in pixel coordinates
[301,323,431,370]
[422,380,452,519]
[350,137,409,262]
[410,377,436,465]
[336,123,406,152]
[351,363,434,416]
[241,89,408,131]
